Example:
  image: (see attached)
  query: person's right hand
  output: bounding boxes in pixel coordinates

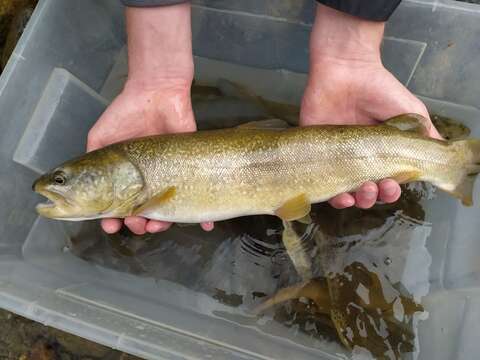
[86,3,214,235]
[87,80,215,235]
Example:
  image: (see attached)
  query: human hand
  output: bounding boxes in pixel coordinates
[87,81,216,235]
[87,4,214,235]
[300,4,441,210]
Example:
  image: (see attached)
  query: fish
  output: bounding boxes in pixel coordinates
[32,114,480,222]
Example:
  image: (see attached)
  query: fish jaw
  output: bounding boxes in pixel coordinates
[35,187,79,219]
[34,183,111,220]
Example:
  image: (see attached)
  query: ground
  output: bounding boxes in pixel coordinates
[0,310,141,360]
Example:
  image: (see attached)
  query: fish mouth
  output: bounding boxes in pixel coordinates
[34,187,74,218]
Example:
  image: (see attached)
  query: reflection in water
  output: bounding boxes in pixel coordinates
[66,82,470,359]
[251,187,432,360]
[255,261,424,359]
[430,113,470,141]
[68,191,431,359]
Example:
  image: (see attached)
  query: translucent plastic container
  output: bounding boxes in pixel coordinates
[1,0,480,359]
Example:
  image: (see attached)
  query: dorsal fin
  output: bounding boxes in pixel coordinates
[384,114,430,135]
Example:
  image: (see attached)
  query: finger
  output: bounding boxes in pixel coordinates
[378,179,401,203]
[354,181,379,209]
[124,216,148,235]
[101,218,123,234]
[201,222,215,231]
[329,193,355,209]
[146,220,172,233]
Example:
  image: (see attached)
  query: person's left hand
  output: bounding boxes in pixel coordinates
[300,4,441,210]
[300,58,441,210]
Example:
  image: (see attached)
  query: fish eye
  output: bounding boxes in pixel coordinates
[53,171,67,185]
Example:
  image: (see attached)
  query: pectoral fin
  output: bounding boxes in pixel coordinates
[132,186,176,216]
[275,194,311,221]
[237,119,290,130]
[384,114,430,135]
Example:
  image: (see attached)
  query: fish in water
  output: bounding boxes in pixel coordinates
[33,115,480,223]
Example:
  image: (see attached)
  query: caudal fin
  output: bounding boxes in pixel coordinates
[445,139,480,206]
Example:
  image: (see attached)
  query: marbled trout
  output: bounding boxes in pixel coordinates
[33,115,480,222]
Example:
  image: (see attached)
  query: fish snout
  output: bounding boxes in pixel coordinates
[32,178,39,192]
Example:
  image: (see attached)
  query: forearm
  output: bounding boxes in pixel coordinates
[125,2,193,89]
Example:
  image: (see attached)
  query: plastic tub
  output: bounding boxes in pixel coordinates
[1,0,480,359]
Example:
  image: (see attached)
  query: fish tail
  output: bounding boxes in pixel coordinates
[440,139,480,206]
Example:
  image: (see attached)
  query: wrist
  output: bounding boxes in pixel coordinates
[125,3,194,89]
[122,74,192,102]
[124,75,192,95]
[310,4,384,68]
[120,79,196,133]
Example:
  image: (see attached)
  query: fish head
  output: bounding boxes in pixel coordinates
[33,148,144,220]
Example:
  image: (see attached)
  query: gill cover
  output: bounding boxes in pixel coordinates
[101,148,145,216]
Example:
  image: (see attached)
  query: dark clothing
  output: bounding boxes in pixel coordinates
[316,0,401,21]
[121,0,401,21]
